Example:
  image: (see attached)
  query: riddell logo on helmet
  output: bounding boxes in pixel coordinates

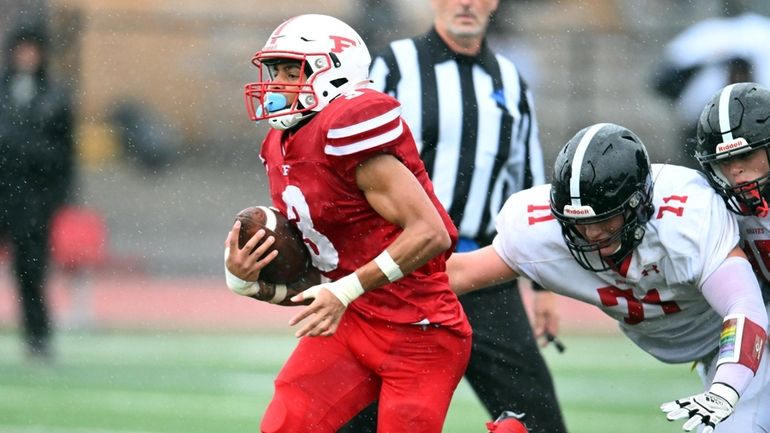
[716,137,749,153]
[330,35,357,53]
[563,205,596,217]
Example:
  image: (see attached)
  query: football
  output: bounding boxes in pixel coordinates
[235,206,310,284]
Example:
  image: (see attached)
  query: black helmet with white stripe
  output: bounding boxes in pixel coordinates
[696,82,770,216]
[550,123,654,271]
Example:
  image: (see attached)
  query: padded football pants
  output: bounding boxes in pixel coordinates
[260,309,471,433]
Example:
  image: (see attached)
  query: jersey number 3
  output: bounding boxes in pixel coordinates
[282,185,339,272]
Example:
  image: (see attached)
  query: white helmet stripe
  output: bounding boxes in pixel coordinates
[570,123,609,206]
[719,83,739,143]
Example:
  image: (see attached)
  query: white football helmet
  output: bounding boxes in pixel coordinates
[244,14,372,130]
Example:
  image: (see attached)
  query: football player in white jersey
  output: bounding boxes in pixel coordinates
[695,82,770,296]
[447,122,769,433]
[691,82,770,431]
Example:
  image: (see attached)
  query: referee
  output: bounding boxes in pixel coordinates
[338,2,567,433]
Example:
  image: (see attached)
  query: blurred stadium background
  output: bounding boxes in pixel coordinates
[0,0,766,432]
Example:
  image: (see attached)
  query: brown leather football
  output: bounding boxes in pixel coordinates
[235,206,310,284]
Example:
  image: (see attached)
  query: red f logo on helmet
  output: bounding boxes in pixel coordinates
[330,35,357,53]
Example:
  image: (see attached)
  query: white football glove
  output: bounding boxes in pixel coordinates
[660,382,739,433]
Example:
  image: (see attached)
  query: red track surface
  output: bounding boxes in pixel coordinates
[0,269,616,334]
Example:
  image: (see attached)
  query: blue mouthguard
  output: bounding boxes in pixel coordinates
[256,93,288,117]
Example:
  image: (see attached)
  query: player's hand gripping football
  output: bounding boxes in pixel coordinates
[224,220,278,283]
[660,382,738,433]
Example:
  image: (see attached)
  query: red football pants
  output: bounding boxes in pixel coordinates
[260,310,471,433]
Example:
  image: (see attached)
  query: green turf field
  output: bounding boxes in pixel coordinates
[0,330,702,433]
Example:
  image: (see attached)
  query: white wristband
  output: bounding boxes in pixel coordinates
[374,250,404,282]
[224,248,259,296]
[327,273,365,306]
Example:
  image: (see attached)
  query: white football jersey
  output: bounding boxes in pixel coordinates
[739,212,770,288]
[493,164,740,363]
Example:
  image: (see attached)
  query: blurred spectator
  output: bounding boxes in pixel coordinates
[653,5,770,167]
[0,20,75,361]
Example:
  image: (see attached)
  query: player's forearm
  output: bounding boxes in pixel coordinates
[700,256,768,395]
[447,246,519,295]
[446,253,478,295]
[387,220,451,273]
[285,215,451,308]
[352,220,450,292]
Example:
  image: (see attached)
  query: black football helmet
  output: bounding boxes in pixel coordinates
[550,123,654,272]
[695,82,770,216]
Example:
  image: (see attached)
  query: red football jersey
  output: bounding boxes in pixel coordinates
[260,88,469,334]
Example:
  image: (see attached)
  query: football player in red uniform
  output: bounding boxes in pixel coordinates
[224,14,472,433]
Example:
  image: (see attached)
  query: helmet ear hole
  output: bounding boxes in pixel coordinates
[330,78,348,88]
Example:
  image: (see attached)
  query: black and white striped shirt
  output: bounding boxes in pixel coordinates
[369,28,545,245]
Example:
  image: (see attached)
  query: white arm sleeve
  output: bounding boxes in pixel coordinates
[701,256,768,394]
